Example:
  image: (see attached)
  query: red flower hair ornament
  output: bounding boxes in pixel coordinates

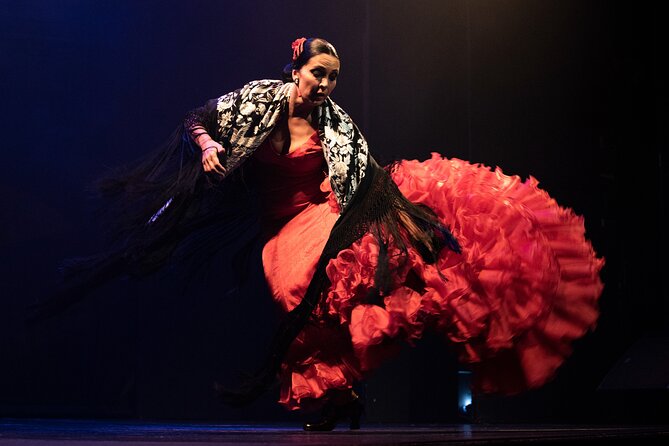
[291,37,307,62]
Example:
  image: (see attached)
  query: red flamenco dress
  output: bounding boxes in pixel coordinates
[251,131,604,410]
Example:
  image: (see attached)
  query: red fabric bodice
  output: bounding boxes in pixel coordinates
[252,130,327,221]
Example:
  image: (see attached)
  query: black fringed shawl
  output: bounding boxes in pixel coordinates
[28,79,460,406]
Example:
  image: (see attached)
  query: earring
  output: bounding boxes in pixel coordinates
[294,78,299,86]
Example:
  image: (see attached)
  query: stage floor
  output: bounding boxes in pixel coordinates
[1,418,668,445]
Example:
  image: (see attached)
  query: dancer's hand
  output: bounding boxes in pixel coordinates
[201,142,226,175]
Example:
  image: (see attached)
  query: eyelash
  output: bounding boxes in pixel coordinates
[312,70,337,81]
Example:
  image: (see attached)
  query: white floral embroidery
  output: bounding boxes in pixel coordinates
[324,126,338,145]
[235,114,247,126]
[358,151,368,165]
[333,161,349,177]
[216,92,236,112]
[239,102,256,116]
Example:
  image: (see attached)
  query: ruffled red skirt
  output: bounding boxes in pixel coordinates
[261,153,604,410]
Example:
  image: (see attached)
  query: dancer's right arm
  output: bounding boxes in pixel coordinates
[194,129,226,175]
[184,99,226,175]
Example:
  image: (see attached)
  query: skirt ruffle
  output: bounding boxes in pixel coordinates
[264,153,604,409]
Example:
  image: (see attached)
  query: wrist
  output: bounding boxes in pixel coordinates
[196,134,213,148]
[188,127,211,144]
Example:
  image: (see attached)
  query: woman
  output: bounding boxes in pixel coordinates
[31,37,604,431]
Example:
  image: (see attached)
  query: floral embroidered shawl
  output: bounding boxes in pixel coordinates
[209,79,368,211]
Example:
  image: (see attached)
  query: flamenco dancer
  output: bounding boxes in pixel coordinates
[30,37,604,431]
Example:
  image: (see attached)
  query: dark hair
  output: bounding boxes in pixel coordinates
[281,37,339,83]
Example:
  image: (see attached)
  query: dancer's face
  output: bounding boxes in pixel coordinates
[293,54,340,105]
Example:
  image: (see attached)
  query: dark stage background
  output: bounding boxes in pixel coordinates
[1,0,667,425]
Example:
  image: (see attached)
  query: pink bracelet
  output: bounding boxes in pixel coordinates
[202,146,218,153]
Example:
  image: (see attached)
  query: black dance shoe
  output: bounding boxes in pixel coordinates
[303,395,364,431]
